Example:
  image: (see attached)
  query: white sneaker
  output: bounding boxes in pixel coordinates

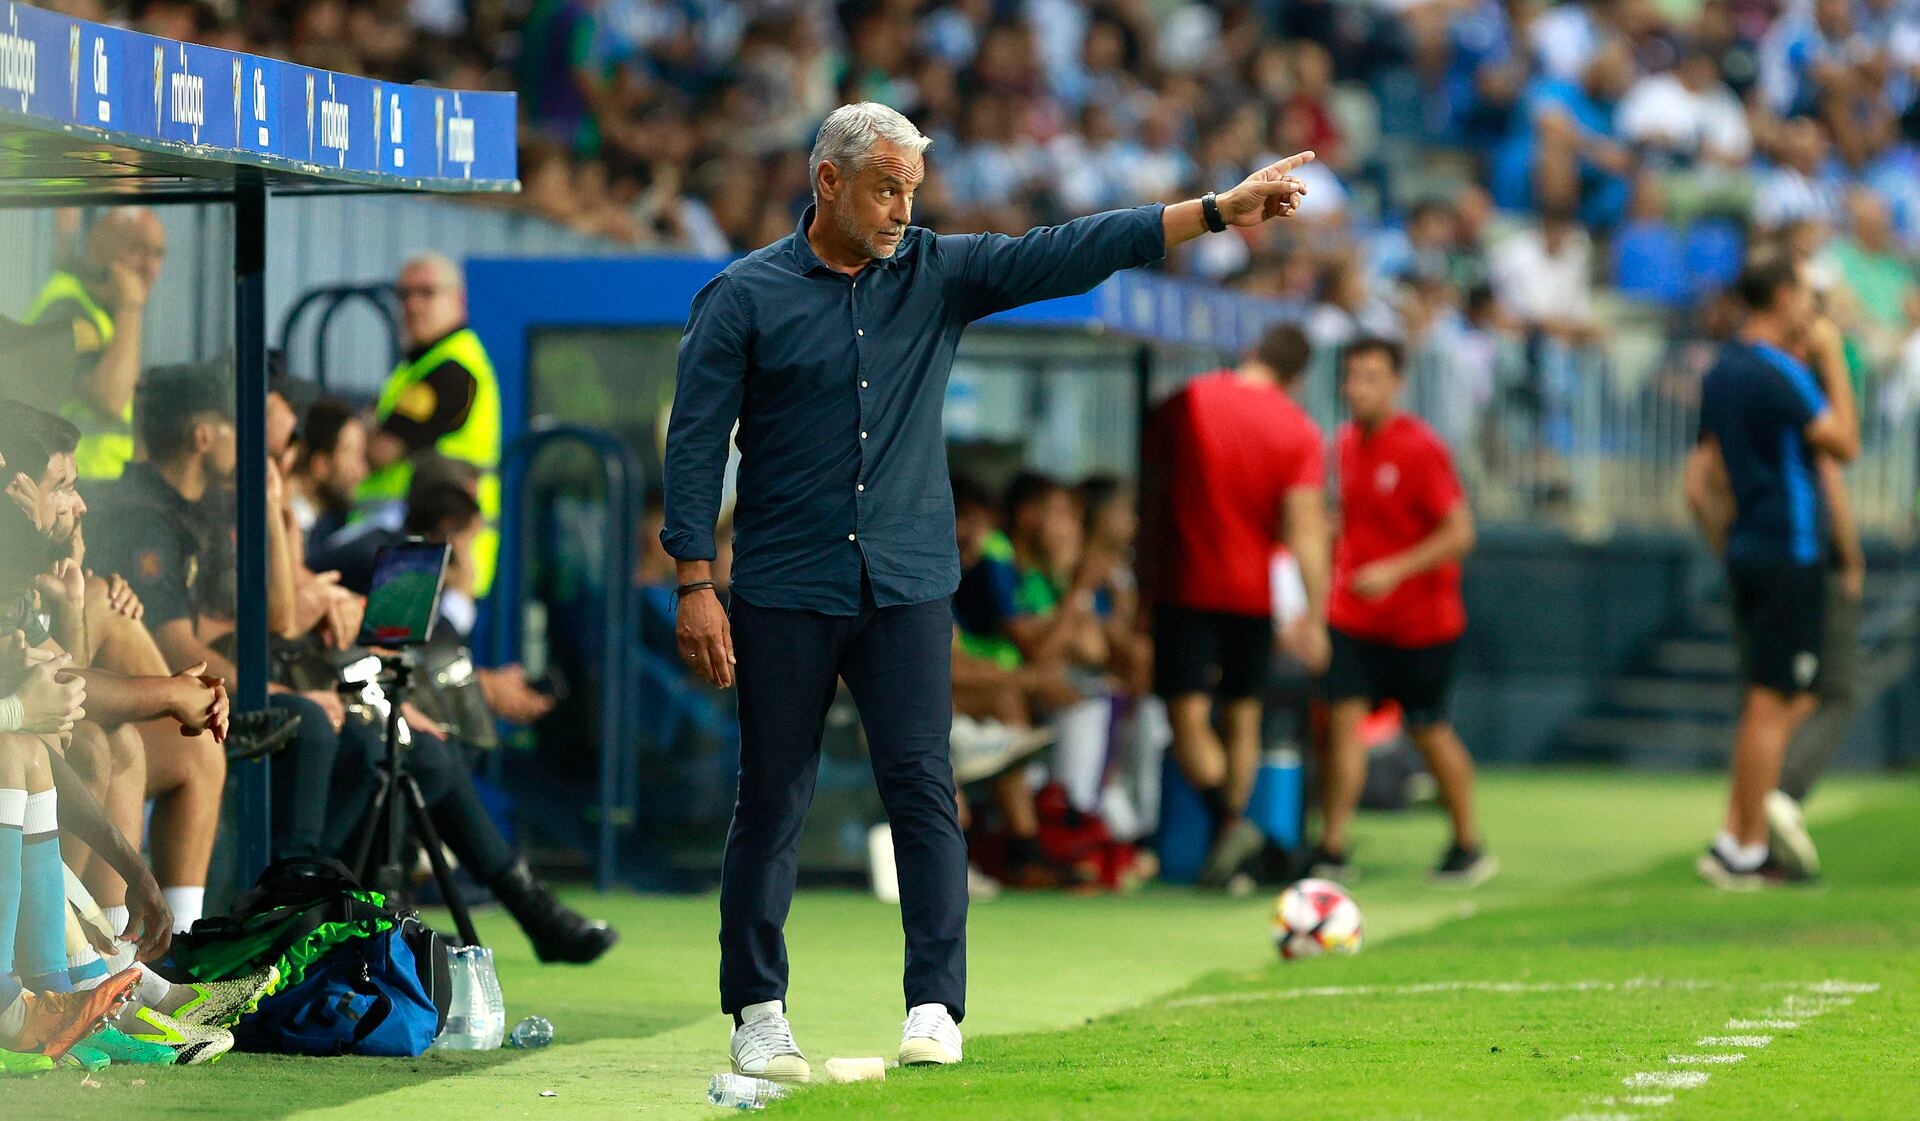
[950,716,1055,784]
[1765,790,1820,876]
[730,1001,810,1083]
[966,862,1002,902]
[899,1002,963,1066]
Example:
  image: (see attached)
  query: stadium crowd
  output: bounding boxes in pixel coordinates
[27,0,1920,481]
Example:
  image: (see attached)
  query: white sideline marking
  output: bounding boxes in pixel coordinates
[1624,1072,1709,1090]
[1165,977,1719,1009]
[1792,981,1879,994]
[1758,1005,1850,1021]
[1757,996,1851,1018]
[1560,1114,1633,1121]
[1171,977,1873,1011]
[1667,1053,1746,1065]
[1550,983,1878,1119]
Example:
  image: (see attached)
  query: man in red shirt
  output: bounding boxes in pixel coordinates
[1140,325,1331,889]
[1317,337,1494,887]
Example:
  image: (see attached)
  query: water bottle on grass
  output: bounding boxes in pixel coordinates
[707,1073,790,1109]
[509,1015,554,1049]
[434,945,506,1050]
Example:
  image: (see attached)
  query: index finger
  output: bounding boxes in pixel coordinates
[1268,150,1316,175]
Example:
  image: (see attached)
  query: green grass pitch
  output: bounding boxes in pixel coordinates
[12,770,1916,1119]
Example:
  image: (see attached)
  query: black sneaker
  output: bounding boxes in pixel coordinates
[1199,819,1268,889]
[1431,844,1498,888]
[225,706,303,762]
[1305,844,1354,884]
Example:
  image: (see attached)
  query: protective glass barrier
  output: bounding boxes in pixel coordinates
[0,201,242,902]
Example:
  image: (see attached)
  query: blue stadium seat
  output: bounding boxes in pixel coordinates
[1611,221,1690,307]
[1684,219,1747,298]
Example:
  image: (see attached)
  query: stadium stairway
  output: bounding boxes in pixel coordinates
[1554,568,1920,768]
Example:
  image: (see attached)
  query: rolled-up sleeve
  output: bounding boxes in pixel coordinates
[661,273,751,561]
[947,204,1167,321]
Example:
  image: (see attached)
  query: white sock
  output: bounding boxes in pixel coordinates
[103,905,130,938]
[106,939,137,974]
[0,788,24,828]
[1714,831,1766,872]
[135,962,173,1006]
[162,886,206,933]
[1052,698,1114,815]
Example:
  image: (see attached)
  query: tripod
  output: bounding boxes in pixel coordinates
[346,653,482,948]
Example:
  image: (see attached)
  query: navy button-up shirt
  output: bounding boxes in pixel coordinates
[662,203,1167,614]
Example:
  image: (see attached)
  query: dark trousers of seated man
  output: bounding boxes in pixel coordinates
[719,576,967,1022]
[271,698,515,883]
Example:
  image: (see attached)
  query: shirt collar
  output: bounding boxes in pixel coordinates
[121,460,191,513]
[790,205,908,275]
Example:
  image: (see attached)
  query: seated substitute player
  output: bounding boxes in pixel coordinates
[1683,256,1858,889]
[1315,337,1494,887]
[0,406,232,937]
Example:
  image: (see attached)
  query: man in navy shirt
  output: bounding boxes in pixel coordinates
[1685,256,1857,890]
[663,101,1313,1079]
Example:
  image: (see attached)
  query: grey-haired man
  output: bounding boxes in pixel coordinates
[662,101,1313,1079]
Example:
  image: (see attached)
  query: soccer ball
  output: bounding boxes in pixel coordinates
[1271,878,1364,960]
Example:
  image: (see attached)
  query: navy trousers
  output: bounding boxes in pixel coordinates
[718,582,967,1021]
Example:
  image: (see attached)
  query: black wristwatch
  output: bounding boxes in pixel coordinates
[1200,191,1227,233]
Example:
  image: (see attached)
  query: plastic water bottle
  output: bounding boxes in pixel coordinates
[509,1015,554,1049]
[434,946,506,1050]
[706,1073,789,1110]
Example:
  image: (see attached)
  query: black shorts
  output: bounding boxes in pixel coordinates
[1324,628,1458,728]
[1728,560,1825,695]
[1152,605,1272,701]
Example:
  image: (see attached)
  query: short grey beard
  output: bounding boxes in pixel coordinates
[833,203,902,260]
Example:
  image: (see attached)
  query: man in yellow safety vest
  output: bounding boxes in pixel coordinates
[22,208,168,482]
[357,252,502,593]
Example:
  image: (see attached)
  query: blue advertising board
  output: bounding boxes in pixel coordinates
[0,1,517,190]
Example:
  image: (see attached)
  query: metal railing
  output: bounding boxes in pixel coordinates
[490,423,642,891]
[1287,333,1920,543]
[276,282,401,391]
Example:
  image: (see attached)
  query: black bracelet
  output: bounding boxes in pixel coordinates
[1200,191,1227,234]
[673,580,717,605]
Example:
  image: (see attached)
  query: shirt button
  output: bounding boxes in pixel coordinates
[860,431,868,439]
[856,329,864,336]
[848,533,857,541]
[860,380,869,388]
[857,484,865,492]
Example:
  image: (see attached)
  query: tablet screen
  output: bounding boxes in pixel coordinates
[356,541,450,647]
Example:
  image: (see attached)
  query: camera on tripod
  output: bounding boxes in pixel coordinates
[338,541,484,948]
[334,650,411,745]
